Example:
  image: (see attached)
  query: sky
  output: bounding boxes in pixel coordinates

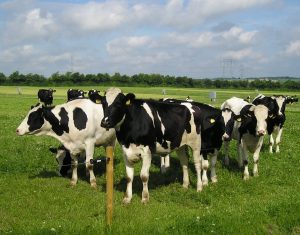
[0,0,300,78]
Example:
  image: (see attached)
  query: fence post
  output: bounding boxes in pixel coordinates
[106,146,114,226]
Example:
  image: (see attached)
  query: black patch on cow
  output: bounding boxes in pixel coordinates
[43,107,68,136]
[59,108,69,133]
[73,108,88,130]
[27,108,45,132]
[60,150,72,177]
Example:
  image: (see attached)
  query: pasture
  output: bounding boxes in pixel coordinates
[0,86,300,235]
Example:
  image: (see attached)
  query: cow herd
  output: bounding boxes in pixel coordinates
[16,88,298,204]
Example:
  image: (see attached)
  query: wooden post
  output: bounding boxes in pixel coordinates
[106,146,114,226]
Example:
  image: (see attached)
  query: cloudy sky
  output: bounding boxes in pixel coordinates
[0,0,300,78]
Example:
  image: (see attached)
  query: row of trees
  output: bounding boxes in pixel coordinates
[0,71,300,90]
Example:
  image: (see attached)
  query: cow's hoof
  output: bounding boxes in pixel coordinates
[182,183,189,189]
[141,197,149,204]
[202,180,208,186]
[122,197,132,205]
[90,182,97,189]
[253,172,259,177]
[196,186,203,192]
[70,180,77,187]
[211,176,218,183]
[224,158,229,166]
[243,175,250,180]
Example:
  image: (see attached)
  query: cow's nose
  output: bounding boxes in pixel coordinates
[101,119,109,128]
[257,130,266,136]
[16,128,20,135]
[222,133,231,141]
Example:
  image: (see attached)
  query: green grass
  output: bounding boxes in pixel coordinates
[0,86,299,235]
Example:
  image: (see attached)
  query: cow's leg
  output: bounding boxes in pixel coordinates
[253,137,264,177]
[140,152,152,204]
[123,154,134,204]
[160,156,166,173]
[223,141,230,166]
[176,147,190,189]
[165,154,170,171]
[240,140,249,180]
[70,155,78,186]
[85,143,97,188]
[201,154,209,186]
[275,128,283,153]
[210,149,218,183]
[269,134,274,153]
[191,147,202,192]
[237,141,243,168]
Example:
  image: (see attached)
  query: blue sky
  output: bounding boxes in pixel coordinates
[0,0,299,78]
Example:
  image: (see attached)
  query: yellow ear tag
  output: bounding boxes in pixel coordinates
[96,99,101,104]
[210,118,215,123]
[126,100,131,106]
[237,117,242,122]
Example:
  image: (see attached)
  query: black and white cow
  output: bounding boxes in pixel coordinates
[221,97,271,179]
[221,97,250,166]
[38,88,56,106]
[161,98,225,185]
[16,99,116,188]
[88,89,102,104]
[100,88,202,204]
[252,94,286,153]
[67,89,86,101]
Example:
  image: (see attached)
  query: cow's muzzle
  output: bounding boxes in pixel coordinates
[222,133,231,141]
[101,119,111,130]
[257,130,266,136]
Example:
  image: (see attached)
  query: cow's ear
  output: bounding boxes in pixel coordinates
[125,93,135,106]
[96,95,103,104]
[234,115,242,122]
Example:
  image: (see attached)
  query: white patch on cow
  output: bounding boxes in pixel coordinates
[253,105,268,135]
[220,97,250,115]
[274,96,285,115]
[156,112,165,134]
[105,87,122,105]
[142,103,155,127]
[156,140,171,153]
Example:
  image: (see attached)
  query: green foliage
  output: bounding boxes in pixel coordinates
[1,71,300,89]
[0,87,300,234]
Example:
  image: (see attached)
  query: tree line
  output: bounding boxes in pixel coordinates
[0,71,300,90]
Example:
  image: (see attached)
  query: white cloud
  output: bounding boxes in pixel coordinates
[285,40,300,57]
[222,48,264,61]
[64,1,128,31]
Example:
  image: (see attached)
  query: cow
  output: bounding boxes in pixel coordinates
[252,94,286,153]
[67,89,86,101]
[49,145,85,177]
[221,97,251,166]
[16,99,116,188]
[50,89,104,176]
[88,89,102,104]
[286,95,298,104]
[100,87,202,204]
[38,88,56,106]
[221,97,271,179]
[161,98,225,185]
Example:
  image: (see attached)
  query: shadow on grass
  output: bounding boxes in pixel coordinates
[98,156,184,194]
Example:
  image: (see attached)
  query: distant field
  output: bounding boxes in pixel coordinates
[0,86,299,235]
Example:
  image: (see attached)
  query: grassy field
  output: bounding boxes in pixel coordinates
[0,86,299,235]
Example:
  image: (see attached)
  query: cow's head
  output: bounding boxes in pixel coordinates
[100,88,135,129]
[242,104,271,136]
[221,107,235,141]
[16,103,51,136]
[49,146,71,177]
[272,95,286,116]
